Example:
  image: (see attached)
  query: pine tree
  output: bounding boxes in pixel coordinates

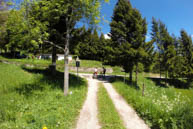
[151,17,162,78]
[143,40,155,72]
[159,22,175,81]
[180,30,193,83]
[75,28,103,60]
[170,36,183,78]
[98,33,107,61]
[109,0,147,83]
[0,0,9,52]
[151,18,177,83]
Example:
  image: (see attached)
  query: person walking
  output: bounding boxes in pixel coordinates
[103,67,106,77]
[93,68,98,79]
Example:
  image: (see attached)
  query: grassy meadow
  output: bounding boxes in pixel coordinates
[1,56,193,129]
[0,56,124,75]
[111,74,193,129]
[0,56,108,68]
[0,63,87,129]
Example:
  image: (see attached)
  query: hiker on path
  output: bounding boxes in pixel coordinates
[93,68,98,78]
[103,67,106,77]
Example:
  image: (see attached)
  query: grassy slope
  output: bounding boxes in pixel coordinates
[111,73,193,129]
[0,56,51,67]
[0,56,108,67]
[97,83,125,129]
[0,63,87,129]
[0,56,124,74]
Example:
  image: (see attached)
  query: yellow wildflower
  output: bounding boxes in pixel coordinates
[43,126,48,129]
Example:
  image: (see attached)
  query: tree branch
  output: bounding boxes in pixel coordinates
[44,40,65,51]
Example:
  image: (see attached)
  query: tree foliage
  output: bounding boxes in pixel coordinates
[0,0,9,52]
[29,0,108,95]
[108,0,147,82]
[180,30,193,80]
[74,28,108,61]
[151,18,176,80]
[151,18,193,88]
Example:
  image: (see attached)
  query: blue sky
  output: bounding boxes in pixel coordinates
[99,0,193,40]
[14,0,193,40]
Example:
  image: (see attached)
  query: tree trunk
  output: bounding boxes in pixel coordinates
[124,72,126,83]
[165,70,167,86]
[50,46,56,73]
[64,27,70,96]
[135,63,138,85]
[160,57,161,80]
[13,51,16,58]
[129,70,132,82]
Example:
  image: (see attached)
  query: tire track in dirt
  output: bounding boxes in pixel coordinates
[103,82,150,129]
[75,76,100,129]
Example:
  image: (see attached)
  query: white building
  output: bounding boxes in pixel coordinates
[38,54,72,61]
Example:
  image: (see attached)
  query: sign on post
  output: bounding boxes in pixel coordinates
[76,61,80,67]
[76,57,80,79]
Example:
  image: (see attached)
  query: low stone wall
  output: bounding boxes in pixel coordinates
[0,60,113,73]
[69,67,113,73]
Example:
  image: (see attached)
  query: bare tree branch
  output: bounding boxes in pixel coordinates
[44,40,65,51]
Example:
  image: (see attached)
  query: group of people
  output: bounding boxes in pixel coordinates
[93,67,106,79]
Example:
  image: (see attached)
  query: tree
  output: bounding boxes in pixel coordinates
[0,0,9,52]
[98,33,108,61]
[143,40,155,72]
[180,30,193,82]
[151,18,176,82]
[0,0,8,25]
[74,28,108,61]
[159,22,176,82]
[75,28,97,60]
[29,0,108,95]
[70,26,87,54]
[4,4,47,56]
[109,0,147,83]
[151,17,162,78]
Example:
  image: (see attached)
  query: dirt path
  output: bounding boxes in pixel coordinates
[76,74,149,129]
[75,75,101,129]
[103,82,150,129]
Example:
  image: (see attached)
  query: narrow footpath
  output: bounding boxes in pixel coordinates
[76,74,149,129]
[103,82,150,129]
[75,75,101,129]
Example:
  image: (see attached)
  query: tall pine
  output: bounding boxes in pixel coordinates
[180,30,193,84]
[109,0,147,83]
[151,18,176,82]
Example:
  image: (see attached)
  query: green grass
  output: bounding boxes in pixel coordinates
[97,83,125,129]
[175,88,193,99]
[0,63,87,129]
[111,74,193,129]
[69,59,108,68]
[0,55,51,67]
[0,56,107,67]
[0,56,111,68]
[0,56,130,76]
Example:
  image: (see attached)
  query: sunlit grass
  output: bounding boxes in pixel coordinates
[0,56,128,76]
[111,74,193,129]
[98,83,125,129]
[0,63,87,129]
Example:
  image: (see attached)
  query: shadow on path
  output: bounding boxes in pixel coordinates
[91,74,140,90]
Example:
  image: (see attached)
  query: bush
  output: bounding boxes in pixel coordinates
[187,81,193,88]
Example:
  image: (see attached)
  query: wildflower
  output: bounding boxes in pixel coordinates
[43,126,47,129]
